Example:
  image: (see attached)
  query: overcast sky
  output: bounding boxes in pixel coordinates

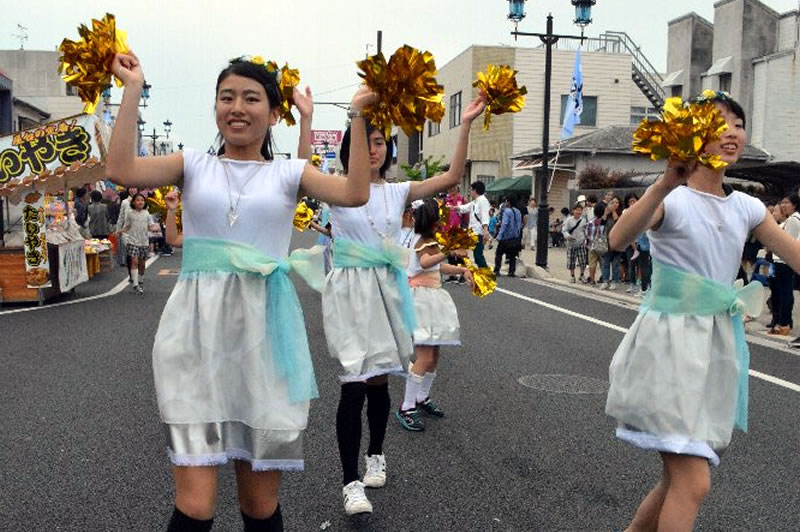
[3,0,798,154]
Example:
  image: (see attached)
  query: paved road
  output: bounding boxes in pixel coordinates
[1,234,798,531]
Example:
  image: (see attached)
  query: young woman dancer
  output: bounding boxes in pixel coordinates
[105,51,375,531]
[395,198,472,431]
[325,96,485,515]
[605,92,800,532]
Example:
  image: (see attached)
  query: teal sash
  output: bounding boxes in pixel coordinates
[642,260,764,432]
[180,237,325,403]
[332,237,418,333]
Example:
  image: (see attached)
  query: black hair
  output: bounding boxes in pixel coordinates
[700,91,747,128]
[130,193,147,209]
[75,187,87,199]
[215,59,282,161]
[339,123,393,176]
[785,193,800,212]
[593,202,605,219]
[90,190,103,202]
[587,194,598,204]
[560,207,570,216]
[414,198,440,239]
[573,202,584,211]
[471,181,486,195]
[119,190,129,201]
[624,192,639,207]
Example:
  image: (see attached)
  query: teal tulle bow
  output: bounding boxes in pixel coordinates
[332,237,418,333]
[642,260,764,432]
[180,237,325,403]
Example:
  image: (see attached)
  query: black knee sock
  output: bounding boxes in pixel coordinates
[241,504,283,532]
[366,382,390,457]
[336,382,366,485]
[167,506,213,532]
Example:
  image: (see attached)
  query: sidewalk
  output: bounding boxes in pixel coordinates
[483,242,800,346]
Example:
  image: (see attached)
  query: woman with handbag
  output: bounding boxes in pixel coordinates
[585,203,608,285]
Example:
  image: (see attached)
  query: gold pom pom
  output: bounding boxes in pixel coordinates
[357,45,445,138]
[633,96,729,170]
[271,61,301,127]
[435,202,478,253]
[293,201,314,231]
[311,154,322,167]
[472,64,527,131]
[58,13,130,115]
[145,186,181,231]
[464,258,497,298]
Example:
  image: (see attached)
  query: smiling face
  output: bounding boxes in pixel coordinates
[703,103,747,166]
[367,129,388,174]
[215,74,278,154]
[132,195,145,211]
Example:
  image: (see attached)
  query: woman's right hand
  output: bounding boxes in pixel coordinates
[661,157,696,190]
[164,190,180,211]
[111,52,145,88]
[450,249,468,258]
[350,86,378,112]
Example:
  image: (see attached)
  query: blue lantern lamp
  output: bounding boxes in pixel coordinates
[572,0,595,36]
[508,0,527,30]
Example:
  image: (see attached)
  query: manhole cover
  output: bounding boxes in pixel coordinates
[517,374,609,394]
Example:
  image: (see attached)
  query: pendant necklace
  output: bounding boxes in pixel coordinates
[364,182,392,239]
[220,158,262,228]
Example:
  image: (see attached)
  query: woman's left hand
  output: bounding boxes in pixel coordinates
[450,249,468,258]
[464,269,475,287]
[294,86,314,119]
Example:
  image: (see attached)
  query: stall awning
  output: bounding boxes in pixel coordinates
[661,69,686,88]
[704,56,734,77]
[485,175,532,194]
[485,177,513,192]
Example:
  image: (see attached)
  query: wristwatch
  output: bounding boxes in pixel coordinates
[347,109,363,119]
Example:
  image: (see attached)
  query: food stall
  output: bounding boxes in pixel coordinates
[0,113,110,304]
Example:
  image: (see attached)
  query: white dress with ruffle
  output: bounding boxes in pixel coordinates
[152,149,311,471]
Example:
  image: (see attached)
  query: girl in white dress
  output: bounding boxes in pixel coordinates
[605,93,800,531]
[395,198,472,432]
[121,193,151,294]
[325,96,485,516]
[105,51,376,531]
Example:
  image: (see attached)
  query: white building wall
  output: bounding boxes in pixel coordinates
[777,13,799,51]
[752,52,800,160]
[751,60,768,148]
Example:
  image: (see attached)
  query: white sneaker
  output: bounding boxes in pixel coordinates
[363,454,386,488]
[625,286,634,293]
[600,283,610,290]
[609,282,617,290]
[342,480,372,515]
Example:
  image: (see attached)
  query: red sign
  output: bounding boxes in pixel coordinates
[311,130,343,146]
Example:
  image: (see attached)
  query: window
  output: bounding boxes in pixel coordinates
[449,91,462,129]
[476,175,494,185]
[671,85,682,98]
[630,106,658,125]
[560,95,597,127]
[428,120,441,137]
[719,73,731,93]
[391,134,398,164]
[66,84,77,96]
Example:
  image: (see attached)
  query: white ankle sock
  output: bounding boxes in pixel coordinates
[131,270,139,286]
[402,372,424,410]
[417,372,437,403]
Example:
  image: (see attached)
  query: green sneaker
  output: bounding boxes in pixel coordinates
[395,408,425,431]
[417,398,445,418]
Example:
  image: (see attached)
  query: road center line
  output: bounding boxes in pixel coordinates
[496,287,800,394]
[0,255,159,316]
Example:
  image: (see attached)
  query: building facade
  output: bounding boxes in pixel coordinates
[407,36,662,200]
[665,0,800,162]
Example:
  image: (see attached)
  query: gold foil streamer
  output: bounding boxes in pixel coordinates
[266,61,300,126]
[463,257,496,298]
[357,45,445,138]
[435,202,478,253]
[293,202,314,231]
[145,186,182,231]
[632,95,729,170]
[472,64,527,131]
[58,13,130,114]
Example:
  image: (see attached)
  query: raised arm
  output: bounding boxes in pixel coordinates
[164,190,183,247]
[408,95,487,201]
[298,87,376,207]
[295,86,313,160]
[609,159,693,250]
[104,53,183,189]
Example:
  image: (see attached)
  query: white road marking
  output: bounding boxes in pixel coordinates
[497,286,800,394]
[0,255,159,316]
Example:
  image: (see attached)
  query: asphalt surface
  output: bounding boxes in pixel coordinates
[1,233,798,531]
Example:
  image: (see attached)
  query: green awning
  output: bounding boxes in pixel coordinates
[485,177,513,192]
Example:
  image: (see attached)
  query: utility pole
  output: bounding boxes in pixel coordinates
[377,30,382,55]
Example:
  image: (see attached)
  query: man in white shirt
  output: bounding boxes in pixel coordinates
[457,181,492,268]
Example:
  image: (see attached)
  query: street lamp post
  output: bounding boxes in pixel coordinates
[506,0,594,269]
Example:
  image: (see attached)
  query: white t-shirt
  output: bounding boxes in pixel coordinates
[330,182,411,248]
[181,148,306,258]
[773,212,800,264]
[458,194,491,235]
[125,209,151,247]
[648,185,766,284]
